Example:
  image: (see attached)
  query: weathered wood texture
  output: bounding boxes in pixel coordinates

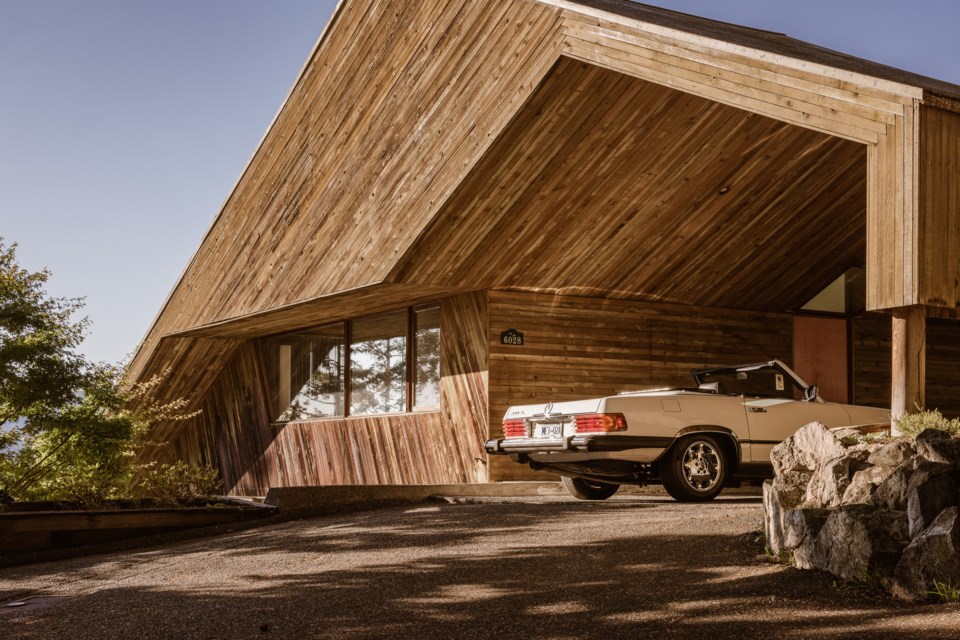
[918,105,960,308]
[924,318,960,419]
[439,292,490,484]
[851,314,960,418]
[128,0,566,384]
[891,307,927,421]
[850,314,892,409]
[393,57,868,313]
[556,0,960,102]
[486,291,792,480]
[171,293,489,495]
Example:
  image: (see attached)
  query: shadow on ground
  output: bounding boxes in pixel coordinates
[2,500,957,639]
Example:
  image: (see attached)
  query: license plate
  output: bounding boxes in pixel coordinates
[533,423,563,438]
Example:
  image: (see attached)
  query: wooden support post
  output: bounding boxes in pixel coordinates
[890,306,926,434]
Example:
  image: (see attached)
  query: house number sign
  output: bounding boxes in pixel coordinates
[500,329,524,346]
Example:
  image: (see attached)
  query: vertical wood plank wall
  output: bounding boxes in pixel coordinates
[439,292,490,484]
[919,105,960,308]
[851,314,960,418]
[850,314,892,409]
[923,318,960,418]
[486,291,793,480]
[172,293,489,495]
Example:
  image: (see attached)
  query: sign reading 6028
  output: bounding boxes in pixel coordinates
[500,329,524,346]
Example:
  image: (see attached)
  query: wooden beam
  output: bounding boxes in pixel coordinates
[890,306,926,433]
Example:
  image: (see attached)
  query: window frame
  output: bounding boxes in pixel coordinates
[267,303,442,423]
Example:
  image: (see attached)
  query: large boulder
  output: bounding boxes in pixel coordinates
[868,441,913,468]
[841,465,896,505]
[771,422,846,477]
[807,505,908,584]
[763,480,829,565]
[893,507,960,601]
[807,451,869,508]
[770,422,847,509]
[763,480,787,556]
[762,421,960,601]
[784,507,830,570]
[906,463,958,538]
[915,429,960,467]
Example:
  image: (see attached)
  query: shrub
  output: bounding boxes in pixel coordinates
[895,408,960,439]
[133,461,222,505]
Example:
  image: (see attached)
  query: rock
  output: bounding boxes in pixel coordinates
[810,505,908,585]
[763,480,786,556]
[772,422,847,478]
[842,465,896,505]
[868,442,914,467]
[915,429,960,467]
[784,508,830,569]
[763,480,829,566]
[815,455,855,508]
[893,507,960,601]
[907,464,959,539]
[873,463,915,511]
[764,421,960,599]
[772,469,813,510]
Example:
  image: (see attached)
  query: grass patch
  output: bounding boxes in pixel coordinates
[928,580,960,604]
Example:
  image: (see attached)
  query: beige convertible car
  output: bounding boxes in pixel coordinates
[485,360,888,502]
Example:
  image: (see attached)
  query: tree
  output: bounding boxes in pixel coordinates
[0,238,195,504]
[0,239,87,425]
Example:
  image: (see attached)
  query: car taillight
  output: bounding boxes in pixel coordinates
[575,413,628,433]
[502,419,527,438]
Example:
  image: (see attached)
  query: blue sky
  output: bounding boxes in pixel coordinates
[1,0,958,365]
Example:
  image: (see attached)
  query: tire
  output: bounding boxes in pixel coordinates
[660,435,728,502]
[561,475,620,501]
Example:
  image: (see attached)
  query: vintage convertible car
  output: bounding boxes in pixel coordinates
[485,360,888,502]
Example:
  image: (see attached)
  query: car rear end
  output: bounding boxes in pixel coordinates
[485,398,635,456]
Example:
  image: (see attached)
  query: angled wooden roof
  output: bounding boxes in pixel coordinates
[128,0,960,418]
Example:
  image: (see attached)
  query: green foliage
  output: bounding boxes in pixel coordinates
[928,580,960,604]
[895,408,960,439]
[0,237,203,506]
[0,239,87,424]
[132,461,222,505]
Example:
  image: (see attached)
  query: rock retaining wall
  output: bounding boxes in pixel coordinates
[763,422,960,600]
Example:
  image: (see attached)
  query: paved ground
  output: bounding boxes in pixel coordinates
[1,493,957,639]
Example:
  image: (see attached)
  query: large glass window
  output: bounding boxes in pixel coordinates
[263,304,443,422]
[349,311,408,415]
[266,323,345,422]
[414,305,441,409]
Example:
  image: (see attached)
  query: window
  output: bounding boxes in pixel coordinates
[262,304,442,422]
[414,305,441,409]
[697,364,804,400]
[265,323,345,422]
[349,311,407,415]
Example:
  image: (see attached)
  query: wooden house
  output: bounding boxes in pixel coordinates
[127,0,960,495]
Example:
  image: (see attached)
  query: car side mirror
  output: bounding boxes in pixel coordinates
[804,385,818,402]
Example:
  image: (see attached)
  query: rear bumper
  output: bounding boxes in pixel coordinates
[485,435,674,455]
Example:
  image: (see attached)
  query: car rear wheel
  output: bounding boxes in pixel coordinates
[661,435,727,502]
[561,476,620,501]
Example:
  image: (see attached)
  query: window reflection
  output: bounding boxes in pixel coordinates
[265,323,345,421]
[414,306,441,408]
[349,311,407,415]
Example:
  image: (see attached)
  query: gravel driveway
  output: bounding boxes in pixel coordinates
[1,494,957,639]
